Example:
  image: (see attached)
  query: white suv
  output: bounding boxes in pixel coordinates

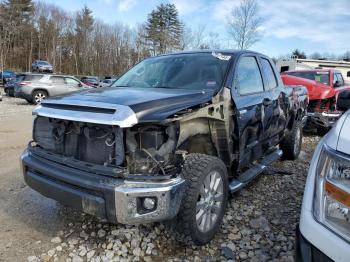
[296,109,350,261]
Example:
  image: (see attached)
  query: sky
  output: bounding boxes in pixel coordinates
[43,0,350,57]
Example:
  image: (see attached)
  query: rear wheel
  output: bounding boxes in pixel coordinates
[280,121,302,160]
[175,154,228,245]
[32,90,48,105]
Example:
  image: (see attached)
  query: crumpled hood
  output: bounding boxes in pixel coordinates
[281,74,335,100]
[42,87,215,122]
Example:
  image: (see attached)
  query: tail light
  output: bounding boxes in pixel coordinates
[20,81,31,86]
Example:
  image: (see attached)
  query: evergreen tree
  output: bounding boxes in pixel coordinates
[145,3,183,55]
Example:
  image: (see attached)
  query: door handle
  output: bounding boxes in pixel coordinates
[263,98,272,106]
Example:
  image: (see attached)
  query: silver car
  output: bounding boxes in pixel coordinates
[15,74,89,104]
[32,60,53,73]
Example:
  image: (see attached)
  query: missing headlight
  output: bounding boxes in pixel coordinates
[125,124,178,175]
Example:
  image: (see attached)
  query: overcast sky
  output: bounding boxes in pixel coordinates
[43,0,350,57]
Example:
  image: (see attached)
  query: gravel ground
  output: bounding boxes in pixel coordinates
[0,95,34,117]
[0,95,321,262]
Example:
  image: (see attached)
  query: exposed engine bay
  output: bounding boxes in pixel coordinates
[32,116,182,178]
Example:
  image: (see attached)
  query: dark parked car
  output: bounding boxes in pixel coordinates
[81,77,99,87]
[4,74,25,96]
[0,70,16,85]
[99,78,116,88]
[32,60,53,73]
[15,74,89,104]
[21,50,308,245]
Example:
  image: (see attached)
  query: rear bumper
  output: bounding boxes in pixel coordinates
[21,149,185,224]
[295,224,333,262]
[306,112,342,128]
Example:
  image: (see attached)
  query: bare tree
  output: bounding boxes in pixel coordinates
[227,0,263,50]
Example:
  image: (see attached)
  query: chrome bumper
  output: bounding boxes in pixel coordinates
[306,111,342,127]
[21,149,185,224]
[114,178,185,224]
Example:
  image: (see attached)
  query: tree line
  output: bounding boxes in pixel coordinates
[0,1,226,76]
[290,49,350,61]
[1,0,348,77]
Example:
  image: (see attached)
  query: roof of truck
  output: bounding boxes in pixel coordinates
[154,49,265,58]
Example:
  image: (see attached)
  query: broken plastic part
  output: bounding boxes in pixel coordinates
[211,51,231,61]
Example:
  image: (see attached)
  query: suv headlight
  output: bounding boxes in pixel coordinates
[313,145,350,242]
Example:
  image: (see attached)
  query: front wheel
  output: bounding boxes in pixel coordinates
[280,122,302,160]
[175,154,228,245]
[32,90,48,105]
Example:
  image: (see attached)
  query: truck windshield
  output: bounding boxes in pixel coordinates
[287,71,329,85]
[112,53,232,91]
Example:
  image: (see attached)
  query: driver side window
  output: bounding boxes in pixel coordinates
[236,56,264,95]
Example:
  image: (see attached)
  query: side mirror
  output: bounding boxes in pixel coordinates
[337,90,350,111]
[347,71,350,77]
[334,80,341,88]
[78,83,82,87]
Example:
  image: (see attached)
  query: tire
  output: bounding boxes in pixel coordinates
[175,154,228,245]
[317,126,329,136]
[280,121,302,160]
[32,90,48,105]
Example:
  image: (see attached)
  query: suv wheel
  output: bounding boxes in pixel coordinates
[175,154,228,245]
[280,121,302,160]
[32,90,48,104]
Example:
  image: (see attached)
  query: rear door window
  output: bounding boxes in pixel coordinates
[50,76,65,84]
[260,58,278,90]
[236,56,264,95]
[23,75,43,82]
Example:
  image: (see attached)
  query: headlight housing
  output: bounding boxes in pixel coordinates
[313,145,350,242]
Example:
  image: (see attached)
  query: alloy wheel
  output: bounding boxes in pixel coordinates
[196,171,224,232]
[34,92,46,104]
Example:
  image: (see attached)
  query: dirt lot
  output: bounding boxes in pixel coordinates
[0,95,320,262]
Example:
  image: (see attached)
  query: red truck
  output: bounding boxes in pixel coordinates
[281,69,350,133]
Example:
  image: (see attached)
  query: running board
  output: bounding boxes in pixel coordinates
[229,149,283,193]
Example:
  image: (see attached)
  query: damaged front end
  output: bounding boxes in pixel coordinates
[21,102,188,224]
[306,97,342,128]
[31,116,181,180]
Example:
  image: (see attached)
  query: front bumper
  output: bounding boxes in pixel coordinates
[306,112,342,128]
[38,68,53,73]
[295,224,333,262]
[21,149,185,224]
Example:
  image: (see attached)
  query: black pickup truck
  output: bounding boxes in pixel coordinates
[21,50,308,245]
